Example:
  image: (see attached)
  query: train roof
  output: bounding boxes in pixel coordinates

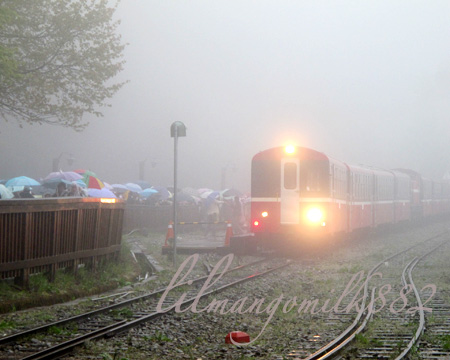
[252,146,330,161]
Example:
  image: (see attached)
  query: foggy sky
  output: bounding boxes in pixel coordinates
[2,0,450,192]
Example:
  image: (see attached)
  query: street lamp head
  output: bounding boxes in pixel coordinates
[170,121,187,137]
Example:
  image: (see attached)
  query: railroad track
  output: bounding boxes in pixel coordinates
[0,255,290,359]
[282,230,450,360]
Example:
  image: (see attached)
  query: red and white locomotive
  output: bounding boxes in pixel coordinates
[250,145,450,245]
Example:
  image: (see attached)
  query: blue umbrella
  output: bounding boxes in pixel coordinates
[139,188,158,198]
[206,191,221,206]
[133,180,152,190]
[125,183,142,193]
[5,176,40,187]
[75,179,87,188]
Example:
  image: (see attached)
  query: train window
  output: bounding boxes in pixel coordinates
[299,161,329,197]
[284,162,297,189]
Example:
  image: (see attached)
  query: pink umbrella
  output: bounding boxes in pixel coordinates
[198,188,213,194]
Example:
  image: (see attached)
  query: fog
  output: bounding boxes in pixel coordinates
[2,1,450,191]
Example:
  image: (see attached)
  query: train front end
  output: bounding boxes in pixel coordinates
[250,145,334,250]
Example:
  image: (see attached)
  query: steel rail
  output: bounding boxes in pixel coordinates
[301,231,448,360]
[394,239,449,360]
[0,257,269,346]
[21,260,291,360]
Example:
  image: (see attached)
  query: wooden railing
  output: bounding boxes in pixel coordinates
[0,198,125,286]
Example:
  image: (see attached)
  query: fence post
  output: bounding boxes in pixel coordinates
[15,212,31,288]
[73,208,82,275]
[92,206,102,270]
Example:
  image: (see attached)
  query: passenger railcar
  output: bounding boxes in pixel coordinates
[250,145,449,245]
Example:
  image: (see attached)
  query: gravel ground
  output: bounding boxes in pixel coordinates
[2,220,450,359]
[66,220,450,359]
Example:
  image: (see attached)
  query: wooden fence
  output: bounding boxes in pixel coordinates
[0,198,125,286]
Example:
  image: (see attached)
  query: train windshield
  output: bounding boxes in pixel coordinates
[252,158,329,198]
[251,159,280,197]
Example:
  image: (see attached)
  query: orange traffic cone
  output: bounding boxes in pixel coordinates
[164,221,174,247]
[224,222,233,246]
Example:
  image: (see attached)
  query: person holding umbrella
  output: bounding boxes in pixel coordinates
[20,187,35,199]
[54,182,67,197]
[67,182,84,197]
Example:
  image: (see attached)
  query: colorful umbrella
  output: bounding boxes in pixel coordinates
[151,186,171,200]
[133,180,152,190]
[44,171,83,182]
[220,188,242,199]
[88,188,117,198]
[80,170,104,189]
[103,182,113,190]
[139,188,158,198]
[73,169,97,177]
[198,188,213,194]
[84,175,104,189]
[125,183,142,193]
[75,179,87,188]
[182,187,200,197]
[0,184,14,199]
[200,190,215,199]
[5,176,40,188]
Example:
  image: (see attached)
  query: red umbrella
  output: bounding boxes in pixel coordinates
[82,172,104,189]
[73,169,98,177]
[85,176,104,189]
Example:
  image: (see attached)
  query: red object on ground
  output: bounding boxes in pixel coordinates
[224,222,233,246]
[164,221,174,247]
[225,331,250,344]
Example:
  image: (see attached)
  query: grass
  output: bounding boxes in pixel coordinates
[0,319,16,331]
[0,240,141,314]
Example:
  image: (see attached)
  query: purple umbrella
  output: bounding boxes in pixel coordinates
[44,171,83,182]
[152,186,171,200]
[88,188,117,199]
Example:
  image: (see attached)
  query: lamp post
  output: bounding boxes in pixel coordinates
[170,121,186,267]
[52,152,75,172]
[139,159,146,180]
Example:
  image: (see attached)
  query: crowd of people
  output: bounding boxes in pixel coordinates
[0,178,250,235]
[1,182,88,199]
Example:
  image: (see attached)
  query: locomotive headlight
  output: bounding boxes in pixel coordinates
[306,208,323,223]
[285,145,295,154]
[261,211,268,218]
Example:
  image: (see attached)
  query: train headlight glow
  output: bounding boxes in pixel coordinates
[253,220,260,227]
[306,208,323,223]
[261,211,268,217]
[285,145,295,154]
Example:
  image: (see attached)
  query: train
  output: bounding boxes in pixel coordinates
[249,145,450,247]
